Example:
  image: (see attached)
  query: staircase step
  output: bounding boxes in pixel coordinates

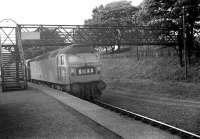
[1,50,26,91]
[3,73,24,76]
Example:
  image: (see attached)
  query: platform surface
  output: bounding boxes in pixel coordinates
[0,87,121,139]
[30,83,180,139]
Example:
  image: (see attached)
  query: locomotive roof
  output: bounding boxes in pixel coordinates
[30,44,97,61]
[58,44,97,54]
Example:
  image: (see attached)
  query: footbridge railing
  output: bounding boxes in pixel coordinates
[0,23,182,91]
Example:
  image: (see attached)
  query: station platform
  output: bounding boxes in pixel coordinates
[0,85,121,139]
[0,83,180,139]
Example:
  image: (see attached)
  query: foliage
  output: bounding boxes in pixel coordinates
[136,0,200,65]
[23,0,200,64]
[86,1,138,26]
[80,0,139,50]
[76,1,137,46]
[137,0,199,26]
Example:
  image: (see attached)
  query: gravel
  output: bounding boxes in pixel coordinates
[100,86,200,135]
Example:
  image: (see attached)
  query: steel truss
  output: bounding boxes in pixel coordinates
[2,23,198,91]
[19,24,179,47]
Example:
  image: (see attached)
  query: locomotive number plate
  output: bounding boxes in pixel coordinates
[77,67,95,75]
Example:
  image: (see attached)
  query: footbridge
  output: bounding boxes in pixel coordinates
[0,21,181,91]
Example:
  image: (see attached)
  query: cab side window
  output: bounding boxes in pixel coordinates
[60,55,64,65]
[57,55,66,81]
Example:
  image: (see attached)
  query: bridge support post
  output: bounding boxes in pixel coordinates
[16,25,27,89]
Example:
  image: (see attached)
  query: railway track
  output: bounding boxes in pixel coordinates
[93,100,200,139]
[33,83,200,138]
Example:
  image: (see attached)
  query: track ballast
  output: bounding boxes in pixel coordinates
[94,100,200,139]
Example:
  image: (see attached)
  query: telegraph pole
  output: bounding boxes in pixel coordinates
[183,6,188,80]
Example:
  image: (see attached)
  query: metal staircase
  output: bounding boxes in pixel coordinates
[0,24,27,92]
[1,52,26,91]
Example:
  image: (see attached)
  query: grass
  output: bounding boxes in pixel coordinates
[101,54,200,100]
[101,52,200,134]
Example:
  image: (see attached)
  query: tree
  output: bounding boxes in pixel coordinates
[137,0,200,66]
[85,1,138,26]
[83,0,139,51]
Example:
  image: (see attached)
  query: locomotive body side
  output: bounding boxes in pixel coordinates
[30,55,57,83]
[29,44,106,100]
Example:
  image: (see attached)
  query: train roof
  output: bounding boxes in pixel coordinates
[30,44,97,61]
[58,44,97,54]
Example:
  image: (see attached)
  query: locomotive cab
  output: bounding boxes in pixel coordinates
[29,44,106,100]
[57,44,106,99]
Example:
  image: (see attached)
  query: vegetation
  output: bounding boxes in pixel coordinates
[138,0,200,66]
[85,1,138,26]
[23,0,200,66]
[84,0,200,66]
[83,1,139,51]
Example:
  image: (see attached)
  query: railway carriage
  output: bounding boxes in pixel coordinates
[28,44,106,100]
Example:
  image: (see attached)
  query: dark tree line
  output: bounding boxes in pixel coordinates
[83,0,200,66]
[83,1,139,51]
[138,0,200,66]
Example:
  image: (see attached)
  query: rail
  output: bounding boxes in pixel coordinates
[94,100,200,139]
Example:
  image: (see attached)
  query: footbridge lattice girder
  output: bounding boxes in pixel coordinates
[0,24,186,91]
[19,24,180,46]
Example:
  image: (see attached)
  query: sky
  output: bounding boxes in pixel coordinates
[0,0,143,25]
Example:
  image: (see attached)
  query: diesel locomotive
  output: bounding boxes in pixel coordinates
[28,44,106,100]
